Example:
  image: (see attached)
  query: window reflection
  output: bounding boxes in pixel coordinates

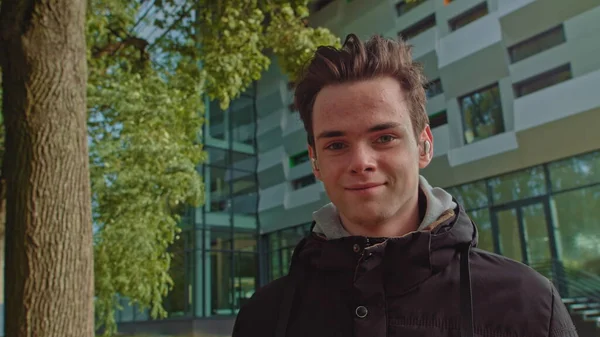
[234,253,257,311]
[460,84,504,144]
[488,166,546,205]
[268,224,311,281]
[209,100,226,140]
[552,186,600,275]
[210,251,233,315]
[549,151,600,191]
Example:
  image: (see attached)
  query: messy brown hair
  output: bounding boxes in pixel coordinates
[294,34,429,148]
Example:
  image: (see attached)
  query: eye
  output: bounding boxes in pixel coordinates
[325,142,346,151]
[375,135,396,144]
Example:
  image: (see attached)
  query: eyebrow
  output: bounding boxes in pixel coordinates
[316,122,402,140]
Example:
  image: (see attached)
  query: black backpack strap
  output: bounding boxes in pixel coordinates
[460,244,474,337]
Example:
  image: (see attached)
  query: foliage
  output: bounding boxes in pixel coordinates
[0,0,338,334]
[82,0,339,336]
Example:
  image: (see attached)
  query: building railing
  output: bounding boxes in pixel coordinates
[530,260,600,303]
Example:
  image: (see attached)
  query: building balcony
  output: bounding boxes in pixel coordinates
[514,68,600,132]
[257,111,282,137]
[438,13,508,98]
[447,131,519,167]
[257,146,286,188]
[258,182,287,212]
[288,160,313,182]
[394,0,435,35]
[499,0,598,47]
[282,114,308,157]
[409,27,437,60]
[285,182,324,210]
[431,124,450,158]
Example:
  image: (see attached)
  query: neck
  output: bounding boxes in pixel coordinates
[339,191,421,238]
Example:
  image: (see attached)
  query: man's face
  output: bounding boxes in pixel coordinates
[309,76,432,229]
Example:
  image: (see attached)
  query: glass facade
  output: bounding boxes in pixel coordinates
[447,150,600,275]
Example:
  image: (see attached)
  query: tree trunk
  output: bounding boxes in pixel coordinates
[0,0,94,336]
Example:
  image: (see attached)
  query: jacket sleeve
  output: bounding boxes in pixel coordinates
[548,281,578,337]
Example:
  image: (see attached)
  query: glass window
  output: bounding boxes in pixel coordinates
[281,227,305,248]
[164,231,192,316]
[448,180,489,209]
[549,151,600,192]
[495,208,523,261]
[232,192,258,216]
[509,25,566,63]
[119,298,134,322]
[460,84,505,144]
[270,250,282,280]
[231,173,257,197]
[210,166,230,198]
[514,64,572,98]
[292,174,316,190]
[209,100,226,140]
[395,0,426,16]
[425,78,443,98]
[210,251,233,315]
[552,185,600,275]
[234,253,257,311]
[429,110,448,129]
[231,151,256,172]
[207,147,229,167]
[269,231,280,251]
[469,209,493,252]
[398,14,436,41]
[210,229,232,251]
[488,166,547,205]
[230,102,255,146]
[234,232,257,252]
[449,2,488,31]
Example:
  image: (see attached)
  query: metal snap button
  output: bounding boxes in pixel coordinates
[353,244,360,253]
[355,305,368,318]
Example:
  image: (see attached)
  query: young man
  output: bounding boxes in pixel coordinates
[232,34,578,337]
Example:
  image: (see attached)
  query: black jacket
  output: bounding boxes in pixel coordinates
[233,204,578,337]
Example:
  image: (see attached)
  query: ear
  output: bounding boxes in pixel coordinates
[308,145,322,180]
[418,125,434,169]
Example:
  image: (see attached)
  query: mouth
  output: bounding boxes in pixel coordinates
[345,183,385,191]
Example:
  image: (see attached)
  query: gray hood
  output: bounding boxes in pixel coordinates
[312,175,457,239]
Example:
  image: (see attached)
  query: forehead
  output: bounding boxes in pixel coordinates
[312,77,411,134]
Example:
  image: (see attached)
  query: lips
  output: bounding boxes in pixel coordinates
[345,183,385,190]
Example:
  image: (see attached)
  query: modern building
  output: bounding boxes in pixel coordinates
[117,0,600,335]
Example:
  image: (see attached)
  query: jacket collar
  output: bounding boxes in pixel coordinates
[295,202,477,295]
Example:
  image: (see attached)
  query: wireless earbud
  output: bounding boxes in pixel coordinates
[422,140,431,156]
[311,158,319,171]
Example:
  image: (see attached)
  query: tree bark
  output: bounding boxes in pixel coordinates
[0,0,94,336]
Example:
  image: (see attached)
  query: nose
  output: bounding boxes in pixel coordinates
[347,144,376,174]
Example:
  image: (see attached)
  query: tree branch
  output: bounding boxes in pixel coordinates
[92,36,149,59]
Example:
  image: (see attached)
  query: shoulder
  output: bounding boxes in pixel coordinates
[232,275,290,336]
[469,249,577,336]
[469,248,552,295]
